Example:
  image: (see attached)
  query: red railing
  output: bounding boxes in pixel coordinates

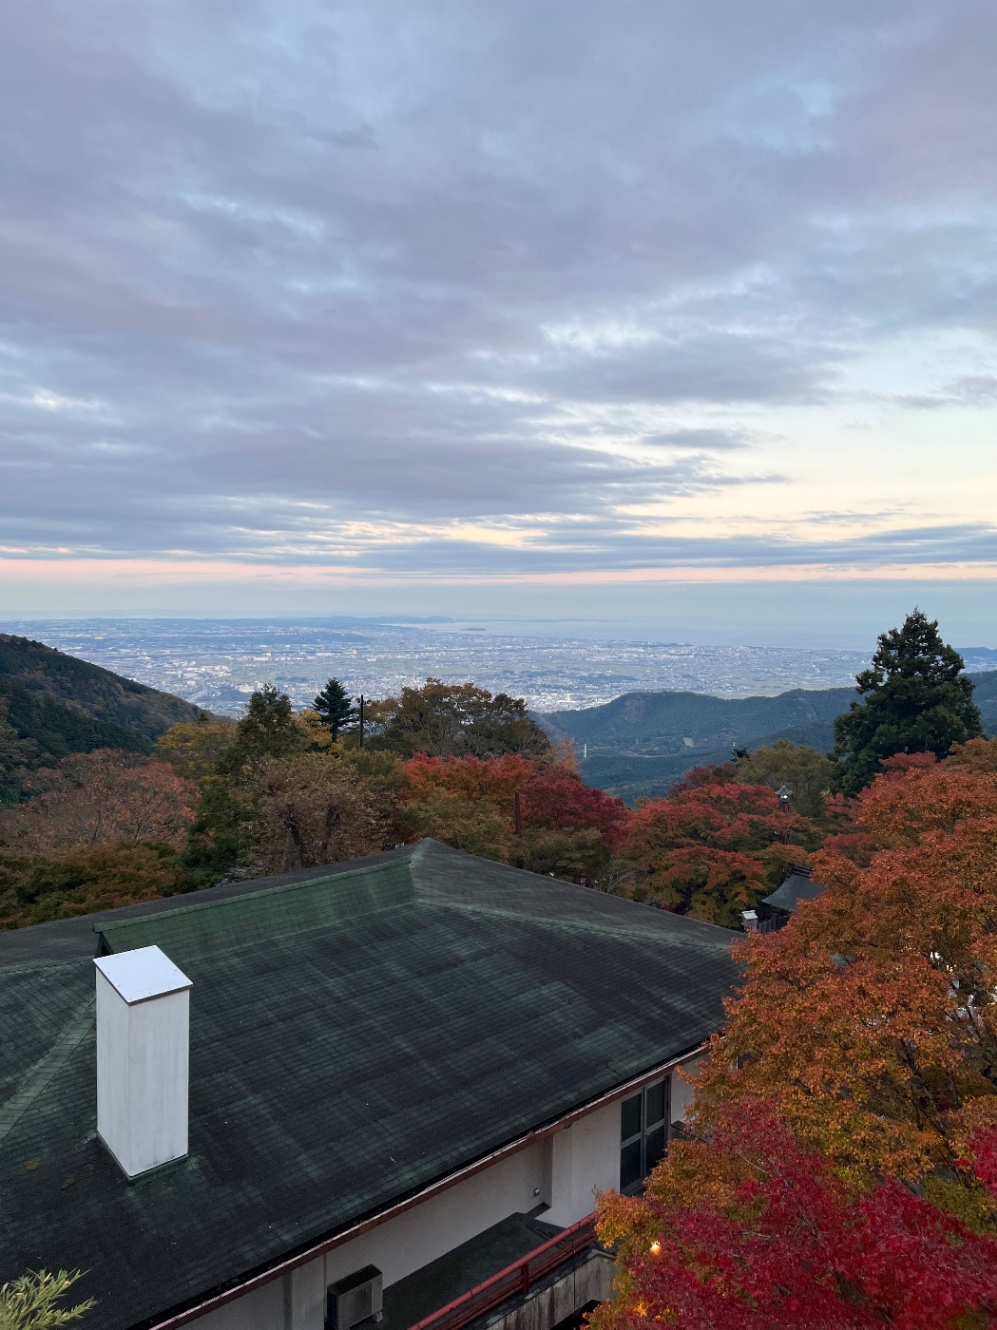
[406,1213,599,1330]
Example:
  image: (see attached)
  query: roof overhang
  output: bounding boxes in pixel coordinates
[146,1043,708,1330]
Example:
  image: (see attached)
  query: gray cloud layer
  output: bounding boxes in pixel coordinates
[1,0,996,573]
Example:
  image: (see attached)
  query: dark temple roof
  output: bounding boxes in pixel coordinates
[0,841,739,1330]
[761,864,826,914]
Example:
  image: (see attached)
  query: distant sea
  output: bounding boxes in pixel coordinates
[3,617,995,717]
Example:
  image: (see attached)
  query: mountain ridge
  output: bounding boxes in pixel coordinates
[0,634,210,738]
[544,672,997,801]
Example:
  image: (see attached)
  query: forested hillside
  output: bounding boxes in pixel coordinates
[0,635,207,738]
[0,635,210,802]
[547,673,997,800]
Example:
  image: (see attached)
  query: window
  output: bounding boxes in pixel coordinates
[619,1078,670,1193]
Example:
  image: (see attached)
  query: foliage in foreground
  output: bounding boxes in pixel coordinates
[694,751,997,1185]
[0,1269,93,1330]
[597,747,997,1330]
[596,1105,997,1330]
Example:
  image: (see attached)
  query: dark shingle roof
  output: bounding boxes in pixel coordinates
[0,841,738,1330]
[761,865,826,914]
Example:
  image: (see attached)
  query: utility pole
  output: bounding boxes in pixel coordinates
[357,695,366,749]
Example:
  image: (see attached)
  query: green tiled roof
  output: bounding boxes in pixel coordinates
[0,841,738,1330]
[761,865,826,914]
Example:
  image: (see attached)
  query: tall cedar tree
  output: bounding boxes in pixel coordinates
[832,609,982,795]
[312,678,356,739]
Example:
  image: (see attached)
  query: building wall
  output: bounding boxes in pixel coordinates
[542,1099,619,1228]
[670,1054,704,1126]
[191,1056,703,1330]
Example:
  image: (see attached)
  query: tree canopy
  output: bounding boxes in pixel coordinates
[832,609,982,795]
[366,678,552,760]
[596,748,997,1330]
[596,1105,997,1330]
[621,765,819,927]
[734,740,836,821]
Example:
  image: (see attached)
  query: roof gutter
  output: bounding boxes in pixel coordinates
[145,1043,706,1330]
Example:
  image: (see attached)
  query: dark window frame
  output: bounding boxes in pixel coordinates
[619,1077,670,1194]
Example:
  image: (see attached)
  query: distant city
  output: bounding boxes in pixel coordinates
[4,617,995,717]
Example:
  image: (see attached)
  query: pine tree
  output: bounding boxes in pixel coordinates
[832,609,982,795]
[312,678,357,739]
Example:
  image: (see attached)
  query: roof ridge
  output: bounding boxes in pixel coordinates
[95,855,416,944]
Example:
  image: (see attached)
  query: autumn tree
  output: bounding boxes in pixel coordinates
[596,1105,997,1330]
[0,843,183,929]
[621,769,818,927]
[947,736,997,774]
[367,679,551,760]
[597,755,997,1329]
[183,686,306,880]
[734,740,835,821]
[686,754,997,1200]
[0,751,199,853]
[249,753,388,873]
[398,753,535,863]
[396,753,629,881]
[154,717,236,781]
[312,678,357,740]
[518,772,629,849]
[832,609,983,795]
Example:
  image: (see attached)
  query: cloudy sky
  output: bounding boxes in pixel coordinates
[1,0,996,641]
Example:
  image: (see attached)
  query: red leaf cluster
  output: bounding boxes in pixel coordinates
[600,1107,997,1330]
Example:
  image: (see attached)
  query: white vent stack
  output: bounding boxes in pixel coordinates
[94,945,193,1179]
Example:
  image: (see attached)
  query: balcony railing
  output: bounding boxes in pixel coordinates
[405,1213,599,1330]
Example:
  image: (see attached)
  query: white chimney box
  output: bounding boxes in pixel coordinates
[94,945,193,1179]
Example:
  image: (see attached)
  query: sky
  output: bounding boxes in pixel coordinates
[1,0,996,645]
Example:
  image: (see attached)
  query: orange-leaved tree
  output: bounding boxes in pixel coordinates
[397,753,629,881]
[620,765,820,927]
[594,752,997,1330]
[690,752,997,1197]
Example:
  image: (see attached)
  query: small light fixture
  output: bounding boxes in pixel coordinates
[649,1240,661,1255]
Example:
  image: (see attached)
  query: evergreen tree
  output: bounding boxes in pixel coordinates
[832,609,983,795]
[216,685,302,780]
[312,678,356,739]
[0,1268,94,1328]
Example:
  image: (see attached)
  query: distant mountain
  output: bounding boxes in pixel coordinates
[545,673,997,801]
[0,634,212,802]
[0,634,208,739]
[972,670,997,733]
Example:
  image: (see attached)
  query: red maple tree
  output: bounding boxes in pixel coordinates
[596,1105,997,1330]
